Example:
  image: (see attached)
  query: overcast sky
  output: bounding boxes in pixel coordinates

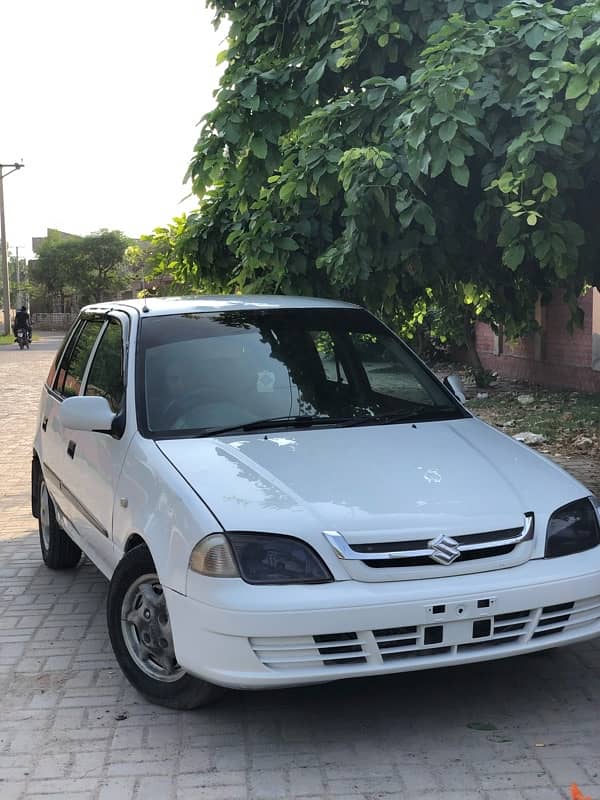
[1,0,224,258]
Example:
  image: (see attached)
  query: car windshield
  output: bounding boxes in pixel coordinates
[138,307,465,436]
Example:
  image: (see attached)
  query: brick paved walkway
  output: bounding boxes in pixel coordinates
[1,335,599,800]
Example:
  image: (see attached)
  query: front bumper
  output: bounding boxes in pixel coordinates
[165,550,600,689]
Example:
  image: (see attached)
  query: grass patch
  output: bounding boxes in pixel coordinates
[0,333,39,346]
[469,390,600,451]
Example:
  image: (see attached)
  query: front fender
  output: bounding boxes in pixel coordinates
[112,434,223,594]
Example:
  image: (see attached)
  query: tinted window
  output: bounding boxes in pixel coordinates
[56,320,104,398]
[85,319,124,413]
[310,331,348,385]
[53,320,84,392]
[46,318,82,389]
[138,308,464,435]
[349,332,435,405]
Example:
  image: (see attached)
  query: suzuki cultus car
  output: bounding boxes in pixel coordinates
[32,296,600,708]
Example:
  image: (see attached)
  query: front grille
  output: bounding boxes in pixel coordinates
[381,646,451,662]
[249,594,600,672]
[531,597,600,639]
[363,543,515,568]
[375,609,533,661]
[314,632,367,665]
[352,528,521,554]
[250,632,368,670]
[374,625,418,654]
[494,610,531,633]
[330,517,534,569]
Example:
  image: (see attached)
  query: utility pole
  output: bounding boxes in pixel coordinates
[0,161,25,335]
[15,246,23,310]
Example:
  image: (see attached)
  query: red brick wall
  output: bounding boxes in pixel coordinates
[475,289,600,392]
[544,291,593,368]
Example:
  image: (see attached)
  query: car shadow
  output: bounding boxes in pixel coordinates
[15,545,600,749]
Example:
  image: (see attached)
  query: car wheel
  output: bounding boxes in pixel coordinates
[107,545,225,709]
[39,478,82,569]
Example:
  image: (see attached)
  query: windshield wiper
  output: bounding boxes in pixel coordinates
[345,406,459,427]
[195,415,354,437]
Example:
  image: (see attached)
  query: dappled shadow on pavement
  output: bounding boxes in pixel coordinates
[2,326,600,798]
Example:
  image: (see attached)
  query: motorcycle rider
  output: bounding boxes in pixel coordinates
[13,305,32,342]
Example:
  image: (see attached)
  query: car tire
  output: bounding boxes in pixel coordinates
[39,478,82,569]
[107,545,225,710]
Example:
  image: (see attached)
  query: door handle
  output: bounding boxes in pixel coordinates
[67,440,76,459]
[42,417,48,431]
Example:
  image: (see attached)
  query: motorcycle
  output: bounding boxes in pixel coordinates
[15,327,31,350]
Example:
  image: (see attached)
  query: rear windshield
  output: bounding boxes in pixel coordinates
[137,307,464,436]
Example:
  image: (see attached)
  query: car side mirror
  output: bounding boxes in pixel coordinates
[59,396,116,433]
[444,375,466,404]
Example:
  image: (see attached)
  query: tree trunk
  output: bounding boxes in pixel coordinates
[463,315,486,383]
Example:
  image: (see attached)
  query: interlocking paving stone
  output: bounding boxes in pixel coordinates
[0,332,599,799]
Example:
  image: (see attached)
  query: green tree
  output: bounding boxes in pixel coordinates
[75,230,131,303]
[135,216,210,296]
[0,254,33,308]
[30,230,130,308]
[165,0,600,339]
[30,235,79,311]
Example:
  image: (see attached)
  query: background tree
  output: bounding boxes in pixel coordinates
[77,230,131,303]
[30,230,130,309]
[30,236,79,312]
[0,253,34,309]
[158,0,600,343]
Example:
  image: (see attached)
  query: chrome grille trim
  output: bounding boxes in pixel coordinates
[323,514,534,564]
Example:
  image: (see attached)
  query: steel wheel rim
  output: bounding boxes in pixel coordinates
[40,482,51,551]
[121,573,184,683]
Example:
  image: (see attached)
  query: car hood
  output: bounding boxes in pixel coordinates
[156,418,586,540]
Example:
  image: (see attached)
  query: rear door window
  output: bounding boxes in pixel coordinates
[46,318,82,389]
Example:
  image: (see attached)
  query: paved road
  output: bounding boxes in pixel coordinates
[1,335,599,800]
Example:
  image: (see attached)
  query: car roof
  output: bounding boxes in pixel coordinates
[82,295,360,317]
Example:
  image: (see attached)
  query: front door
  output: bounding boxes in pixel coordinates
[58,314,133,575]
[40,318,103,530]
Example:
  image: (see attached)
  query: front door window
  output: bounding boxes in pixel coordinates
[84,319,124,413]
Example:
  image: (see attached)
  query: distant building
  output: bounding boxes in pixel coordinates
[31,228,81,254]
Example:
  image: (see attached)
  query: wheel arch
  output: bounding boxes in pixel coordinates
[31,451,42,519]
[124,533,149,555]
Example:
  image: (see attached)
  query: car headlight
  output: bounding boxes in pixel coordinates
[545,497,600,558]
[189,532,334,585]
[189,534,239,577]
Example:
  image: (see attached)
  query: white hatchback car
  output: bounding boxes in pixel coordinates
[32,296,600,709]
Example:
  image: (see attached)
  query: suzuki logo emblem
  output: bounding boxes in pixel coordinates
[428,534,461,565]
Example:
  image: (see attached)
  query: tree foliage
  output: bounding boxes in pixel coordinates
[136,216,208,296]
[163,0,600,336]
[31,230,130,308]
